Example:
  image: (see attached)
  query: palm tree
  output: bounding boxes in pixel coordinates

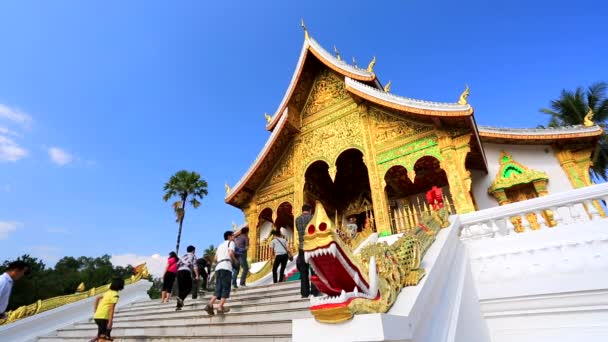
[163,170,208,254]
[203,244,217,261]
[540,82,608,180]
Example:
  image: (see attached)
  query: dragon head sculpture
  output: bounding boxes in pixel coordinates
[303,200,449,323]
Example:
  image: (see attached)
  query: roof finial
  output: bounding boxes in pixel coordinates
[458,84,470,105]
[264,112,272,124]
[300,19,310,40]
[225,182,231,196]
[333,45,342,61]
[366,56,376,73]
[584,106,595,127]
[383,80,392,93]
[352,56,358,68]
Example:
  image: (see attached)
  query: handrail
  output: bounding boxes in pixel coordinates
[0,264,150,326]
[460,183,608,240]
[461,183,608,225]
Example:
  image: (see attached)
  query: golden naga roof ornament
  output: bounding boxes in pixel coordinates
[383,80,392,93]
[458,84,470,105]
[264,112,272,124]
[366,56,376,73]
[76,282,85,292]
[584,106,595,127]
[225,182,231,196]
[333,45,342,61]
[300,19,310,40]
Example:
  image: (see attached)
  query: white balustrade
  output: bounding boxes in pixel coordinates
[460,183,608,240]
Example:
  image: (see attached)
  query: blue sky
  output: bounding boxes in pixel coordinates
[0,1,606,275]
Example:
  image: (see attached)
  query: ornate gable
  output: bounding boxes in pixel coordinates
[301,68,349,124]
[489,152,549,194]
[370,107,434,150]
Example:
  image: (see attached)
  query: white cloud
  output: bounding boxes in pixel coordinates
[0,104,32,126]
[0,221,20,240]
[0,135,27,162]
[48,147,73,166]
[0,126,20,137]
[111,253,166,278]
[28,245,61,265]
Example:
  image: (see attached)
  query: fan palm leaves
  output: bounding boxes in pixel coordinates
[163,170,208,254]
[540,82,608,180]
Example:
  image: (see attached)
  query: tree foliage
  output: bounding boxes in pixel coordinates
[540,82,608,180]
[0,254,135,311]
[163,170,208,254]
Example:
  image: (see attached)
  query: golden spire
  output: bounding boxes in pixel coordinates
[225,182,231,196]
[584,106,595,127]
[383,80,392,93]
[333,45,342,61]
[264,112,272,124]
[366,56,376,73]
[300,19,310,40]
[458,84,470,105]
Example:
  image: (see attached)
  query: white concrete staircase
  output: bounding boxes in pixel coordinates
[39,281,309,342]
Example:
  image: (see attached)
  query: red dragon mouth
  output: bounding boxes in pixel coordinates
[305,242,379,308]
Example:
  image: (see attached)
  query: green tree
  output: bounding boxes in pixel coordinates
[540,82,608,180]
[203,244,217,261]
[163,170,208,254]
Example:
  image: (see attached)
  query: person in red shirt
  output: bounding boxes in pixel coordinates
[161,252,178,303]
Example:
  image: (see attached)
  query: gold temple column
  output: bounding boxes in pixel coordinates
[242,203,259,261]
[555,146,605,217]
[438,133,475,213]
[358,103,391,234]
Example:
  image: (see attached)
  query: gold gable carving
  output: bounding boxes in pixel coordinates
[370,107,433,145]
[302,69,348,118]
[263,142,296,188]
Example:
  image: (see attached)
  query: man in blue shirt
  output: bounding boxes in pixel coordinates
[0,260,30,318]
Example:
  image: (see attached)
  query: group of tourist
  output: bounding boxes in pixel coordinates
[159,227,250,314]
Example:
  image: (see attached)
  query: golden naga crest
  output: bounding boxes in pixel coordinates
[303,201,449,323]
[584,106,595,127]
[458,84,470,105]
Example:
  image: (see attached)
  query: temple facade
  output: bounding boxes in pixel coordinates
[225,28,603,263]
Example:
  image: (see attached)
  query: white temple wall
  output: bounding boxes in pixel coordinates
[472,143,573,210]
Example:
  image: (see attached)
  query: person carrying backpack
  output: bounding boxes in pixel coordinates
[176,245,199,311]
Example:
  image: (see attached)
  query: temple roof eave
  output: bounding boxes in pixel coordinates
[226,112,290,205]
[345,78,474,116]
[478,125,603,143]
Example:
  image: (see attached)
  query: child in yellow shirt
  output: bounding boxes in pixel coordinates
[92,278,124,341]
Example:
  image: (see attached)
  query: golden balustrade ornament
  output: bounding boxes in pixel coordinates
[0,264,149,326]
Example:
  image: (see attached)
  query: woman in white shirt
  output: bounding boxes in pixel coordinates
[270,230,290,283]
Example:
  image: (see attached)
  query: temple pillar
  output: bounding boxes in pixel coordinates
[438,132,475,214]
[358,103,391,234]
[555,146,605,217]
[243,203,259,262]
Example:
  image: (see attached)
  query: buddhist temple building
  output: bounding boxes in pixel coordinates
[225,25,603,263]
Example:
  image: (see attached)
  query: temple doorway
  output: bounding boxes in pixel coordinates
[384,156,454,233]
[275,202,294,247]
[302,149,375,237]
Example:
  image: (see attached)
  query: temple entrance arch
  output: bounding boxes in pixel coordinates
[334,149,373,231]
[384,156,454,233]
[275,202,294,244]
[303,160,335,214]
[257,207,274,241]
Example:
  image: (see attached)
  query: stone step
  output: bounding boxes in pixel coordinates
[114,298,309,319]
[128,281,300,307]
[39,334,291,341]
[124,291,302,312]
[74,308,310,329]
[55,320,292,338]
